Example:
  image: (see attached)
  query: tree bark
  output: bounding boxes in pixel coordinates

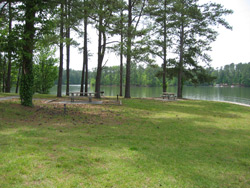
[6,2,12,93]
[80,52,85,95]
[162,0,167,93]
[95,15,104,99]
[15,66,21,93]
[84,15,88,94]
[57,2,64,97]
[119,10,123,97]
[66,0,70,96]
[2,56,6,92]
[177,20,184,99]
[95,2,106,99]
[125,0,132,98]
[80,12,88,96]
[20,0,36,106]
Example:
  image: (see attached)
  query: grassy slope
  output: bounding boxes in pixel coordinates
[0,98,249,188]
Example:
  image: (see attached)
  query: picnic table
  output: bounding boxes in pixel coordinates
[69,91,104,102]
[162,92,176,100]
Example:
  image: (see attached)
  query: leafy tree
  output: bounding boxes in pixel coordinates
[241,63,250,87]
[33,46,58,94]
[1,1,23,93]
[0,0,60,105]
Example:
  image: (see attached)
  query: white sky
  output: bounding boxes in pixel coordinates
[65,0,250,70]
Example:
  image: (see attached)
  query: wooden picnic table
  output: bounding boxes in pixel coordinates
[69,91,104,102]
[162,92,176,100]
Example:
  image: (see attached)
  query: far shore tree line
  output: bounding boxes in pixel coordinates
[55,62,250,88]
[0,0,232,106]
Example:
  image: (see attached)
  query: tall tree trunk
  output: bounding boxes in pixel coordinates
[119,10,123,97]
[177,20,184,99]
[6,2,12,93]
[57,2,64,97]
[162,0,167,93]
[2,56,6,92]
[125,0,132,98]
[20,0,36,106]
[15,66,21,93]
[66,0,70,96]
[84,15,88,94]
[95,2,106,99]
[80,0,88,96]
[95,16,104,99]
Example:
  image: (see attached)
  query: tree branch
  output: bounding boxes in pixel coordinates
[133,0,146,32]
[0,2,8,14]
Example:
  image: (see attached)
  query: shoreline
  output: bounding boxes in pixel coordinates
[1,95,250,107]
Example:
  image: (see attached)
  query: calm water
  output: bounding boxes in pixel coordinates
[49,85,250,105]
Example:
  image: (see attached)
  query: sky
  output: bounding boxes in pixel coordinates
[66,0,250,70]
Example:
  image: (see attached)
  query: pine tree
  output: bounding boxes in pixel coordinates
[170,0,233,98]
[125,0,147,98]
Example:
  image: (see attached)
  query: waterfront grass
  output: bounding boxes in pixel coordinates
[0,98,249,187]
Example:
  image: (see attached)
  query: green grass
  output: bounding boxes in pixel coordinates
[0,92,19,97]
[0,93,56,98]
[0,97,249,187]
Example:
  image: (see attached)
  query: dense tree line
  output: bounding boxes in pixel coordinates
[210,63,250,87]
[62,62,250,88]
[0,0,232,106]
[61,64,162,87]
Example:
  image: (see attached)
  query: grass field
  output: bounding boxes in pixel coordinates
[0,96,249,187]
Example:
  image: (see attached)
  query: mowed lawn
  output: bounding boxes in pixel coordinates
[0,97,249,187]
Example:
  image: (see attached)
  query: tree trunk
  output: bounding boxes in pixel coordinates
[95,66,102,98]
[95,3,106,99]
[80,52,85,95]
[57,2,64,97]
[162,0,167,93]
[15,66,21,93]
[125,0,132,98]
[119,10,123,97]
[66,0,70,96]
[41,59,45,93]
[84,16,88,94]
[177,20,184,99]
[95,16,104,99]
[2,56,6,92]
[20,0,36,106]
[6,2,12,93]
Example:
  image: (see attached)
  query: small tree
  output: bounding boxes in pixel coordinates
[33,46,58,94]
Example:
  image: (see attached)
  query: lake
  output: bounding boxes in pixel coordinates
[49,85,250,105]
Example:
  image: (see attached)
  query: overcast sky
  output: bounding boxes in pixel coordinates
[204,0,250,69]
[66,0,250,70]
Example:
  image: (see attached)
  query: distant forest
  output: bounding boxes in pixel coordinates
[62,62,250,87]
[209,63,250,87]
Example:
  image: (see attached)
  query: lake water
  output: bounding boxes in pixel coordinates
[49,85,250,105]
